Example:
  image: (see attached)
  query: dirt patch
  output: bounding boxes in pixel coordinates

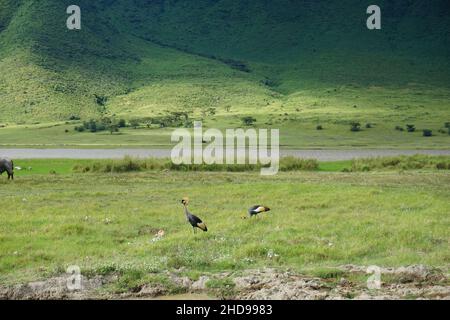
[1,265,448,300]
[0,275,115,300]
[231,266,449,300]
[339,264,447,283]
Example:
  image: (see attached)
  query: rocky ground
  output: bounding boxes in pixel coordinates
[1,265,448,300]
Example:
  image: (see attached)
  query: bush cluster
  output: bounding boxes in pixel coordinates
[73,156,319,173]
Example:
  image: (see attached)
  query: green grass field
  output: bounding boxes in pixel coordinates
[0,1,449,299]
[1,159,449,293]
[1,113,449,149]
[1,1,449,149]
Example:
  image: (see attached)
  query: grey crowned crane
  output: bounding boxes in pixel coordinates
[181,197,208,233]
[247,205,271,218]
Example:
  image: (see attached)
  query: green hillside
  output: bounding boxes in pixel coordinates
[0,0,449,148]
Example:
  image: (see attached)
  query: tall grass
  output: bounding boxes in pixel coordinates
[351,155,450,171]
[279,156,318,171]
[72,155,450,173]
[73,156,319,173]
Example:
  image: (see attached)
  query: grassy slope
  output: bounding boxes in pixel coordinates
[0,0,449,148]
[0,169,448,284]
[0,0,274,123]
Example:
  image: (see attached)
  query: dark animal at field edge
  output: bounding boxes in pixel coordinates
[0,158,14,180]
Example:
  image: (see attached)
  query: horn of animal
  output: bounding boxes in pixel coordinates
[181,197,208,233]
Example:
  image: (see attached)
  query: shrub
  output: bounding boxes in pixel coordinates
[445,122,450,129]
[279,157,319,171]
[436,162,449,170]
[351,155,450,171]
[350,122,361,132]
[94,94,108,106]
[89,121,97,133]
[406,124,416,132]
[221,59,250,72]
[205,277,236,299]
[75,118,122,134]
[118,119,126,128]
[316,125,323,130]
[108,124,119,135]
[129,119,140,129]
[422,129,433,137]
[69,115,80,121]
[365,123,373,129]
[82,119,99,132]
[73,157,320,173]
[150,112,190,128]
[241,116,257,126]
[206,107,216,116]
[395,126,404,131]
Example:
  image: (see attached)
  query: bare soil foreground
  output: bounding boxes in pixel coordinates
[1,149,450,161]
[1,265,448,300]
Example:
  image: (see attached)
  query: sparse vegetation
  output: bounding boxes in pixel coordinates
[351,155,450,171]
[241,116,257,126]
[206,278,236,299]
[118,119,126,128]
[94,94,108,107]
[72,156,319,173]
[279,156,319,171]
[129,119,140,129]
[350,122,361,132]
[444,123,450,135]
[149,112,192,128]
[74,118,120,134]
